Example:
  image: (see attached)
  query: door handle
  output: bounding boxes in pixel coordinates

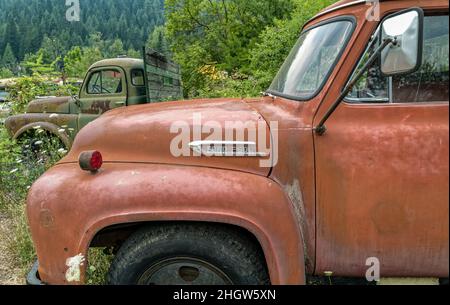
[115,101,126,106]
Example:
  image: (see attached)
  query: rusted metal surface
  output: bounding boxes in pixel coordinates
[27,163,305,284]
[25,0,449,285]
[248,96,319,274]
[309,0,449,277]
[27,96,71,114]
[62,98,271,177]
[5,113,77,147]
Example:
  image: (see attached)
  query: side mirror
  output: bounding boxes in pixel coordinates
[69,89,81,107]
[380,8,424,76]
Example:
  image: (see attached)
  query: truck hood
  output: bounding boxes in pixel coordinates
[27,96,71,114]
[62,98,273,176]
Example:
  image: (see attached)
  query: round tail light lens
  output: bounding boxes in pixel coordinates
[79,151,103,172]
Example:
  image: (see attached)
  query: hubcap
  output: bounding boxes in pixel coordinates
[137,257,233,285]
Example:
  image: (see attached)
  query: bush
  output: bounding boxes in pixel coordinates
[197,67,263,98]
[6,76,77,114]
[0,68,14,79]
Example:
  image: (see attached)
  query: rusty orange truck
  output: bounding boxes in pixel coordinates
[26,0,448,285]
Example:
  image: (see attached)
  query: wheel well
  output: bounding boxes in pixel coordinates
[14,123,70,149]
[89,221,269,269]
[17,129,62,141]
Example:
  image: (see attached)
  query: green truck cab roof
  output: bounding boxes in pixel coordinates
[89,58,144,71]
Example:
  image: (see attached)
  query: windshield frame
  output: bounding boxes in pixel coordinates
[266,15,356,102]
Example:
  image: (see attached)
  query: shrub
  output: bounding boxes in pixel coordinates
[0,68,14,79]
[6,76,77,115]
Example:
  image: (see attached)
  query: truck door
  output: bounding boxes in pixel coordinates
[78,67,128,129]
[314,13,449,278]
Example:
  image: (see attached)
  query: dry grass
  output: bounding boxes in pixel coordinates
[0,211,26,285]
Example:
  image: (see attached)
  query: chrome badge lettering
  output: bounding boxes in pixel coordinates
[189,141,269,157]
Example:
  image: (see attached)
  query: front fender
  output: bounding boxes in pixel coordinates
[5,113,77,148]
[27,163,306,285]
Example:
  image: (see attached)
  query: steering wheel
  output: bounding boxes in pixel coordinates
[91,85,102,94]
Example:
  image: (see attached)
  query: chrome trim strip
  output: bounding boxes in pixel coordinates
[189,141,270,157]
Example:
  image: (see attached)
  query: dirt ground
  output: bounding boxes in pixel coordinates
[0,212,24,285]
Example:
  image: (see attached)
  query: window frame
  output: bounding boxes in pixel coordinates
[86,71,102,95]
[131,69,146,87]
[344,11,449,105]
[266,15,357,102]
[85,67,125,96]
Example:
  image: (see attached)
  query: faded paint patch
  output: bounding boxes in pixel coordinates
[371,202,410,235]
[39,209,54,228]
[65,253,85,282]
[284,180,310,266]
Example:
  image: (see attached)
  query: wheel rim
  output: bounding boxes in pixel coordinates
[137,257,234,285]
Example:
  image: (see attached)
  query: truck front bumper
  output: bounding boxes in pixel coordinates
[26,261,45,285]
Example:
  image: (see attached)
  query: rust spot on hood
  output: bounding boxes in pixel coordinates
[27,96,71,114]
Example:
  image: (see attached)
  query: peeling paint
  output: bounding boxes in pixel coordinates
[284,180,310,266]
[65,253,85,282]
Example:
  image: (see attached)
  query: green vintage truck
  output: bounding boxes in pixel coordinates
[5,50,182,149]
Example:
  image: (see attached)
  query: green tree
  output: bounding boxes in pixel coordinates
[22,50,59,76]
[126,48,141,59]
[0,68,14,79]
[39,36,65,71]
[0,0,165,69]
[78,47,104,77]
[107,39,126,58]
[64,46,84,78]
[249,0,338,90]
[147,26,169,56]
[4,21,19,57]
[2,44,17,73]
[165,0,293,97]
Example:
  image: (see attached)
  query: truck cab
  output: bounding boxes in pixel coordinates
[26,0,448,285]
[76,58,147,130]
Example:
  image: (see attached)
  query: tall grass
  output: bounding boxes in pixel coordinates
[0,77,112,284]
[0,125,114,284]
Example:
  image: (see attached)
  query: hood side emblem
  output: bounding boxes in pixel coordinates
[189,141,269,157]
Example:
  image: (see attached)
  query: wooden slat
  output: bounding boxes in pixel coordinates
[144,49,183,102]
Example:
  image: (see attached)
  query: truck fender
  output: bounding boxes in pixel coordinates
[27,163,307,285]
[13,121,71,149]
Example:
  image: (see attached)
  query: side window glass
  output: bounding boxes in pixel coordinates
[392,15,449,103]
[299,44,345,94]
[131,70,145,86]
[87,71,102,94]
[347,14,449,103]
[347,34,389,102]
[87,70,123,94]
[102,70,123,94]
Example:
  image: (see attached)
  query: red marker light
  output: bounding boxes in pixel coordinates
[79,151,103,172]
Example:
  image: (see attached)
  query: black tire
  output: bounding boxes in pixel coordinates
[107,223,270,285]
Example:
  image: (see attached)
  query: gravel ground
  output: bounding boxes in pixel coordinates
[0,212,24,285]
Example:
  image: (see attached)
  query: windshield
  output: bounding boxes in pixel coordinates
[268,20,354,100]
